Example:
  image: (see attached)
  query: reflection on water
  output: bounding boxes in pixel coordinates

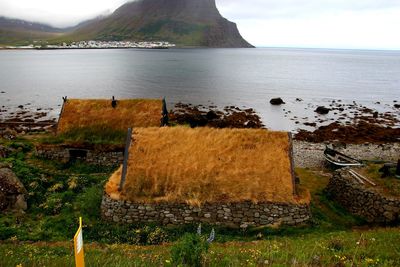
[0,48,399,130]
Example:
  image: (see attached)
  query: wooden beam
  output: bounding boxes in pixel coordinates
[348,170,365,185]
[119,127,133,191]
[288,132,297,195]
[350,169,376,186]
[56,96,67,134]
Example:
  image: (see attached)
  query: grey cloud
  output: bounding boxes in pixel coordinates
[1,0,400,27]
[216,0,400,20]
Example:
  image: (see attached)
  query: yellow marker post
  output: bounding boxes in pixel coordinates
[73,217,85,267]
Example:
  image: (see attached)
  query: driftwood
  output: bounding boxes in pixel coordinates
[349,169,376,186]
[348,170,365,185]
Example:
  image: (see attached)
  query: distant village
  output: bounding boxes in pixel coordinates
[1,40,176,50]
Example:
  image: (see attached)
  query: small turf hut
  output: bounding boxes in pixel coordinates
[57,98,164,135]
[102,127,311,227]
[35,98,165,165]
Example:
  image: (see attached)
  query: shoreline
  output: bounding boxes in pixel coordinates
[0,47,170,51]
[1,101,399,139]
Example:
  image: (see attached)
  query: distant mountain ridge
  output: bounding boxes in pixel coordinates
[0,0,253,48]
[67,0,253,47]
[0,16,63,45]
[0,16,62,33]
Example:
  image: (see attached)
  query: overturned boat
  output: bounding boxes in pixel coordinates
[324,146,363,167]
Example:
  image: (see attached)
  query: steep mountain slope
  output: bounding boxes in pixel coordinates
[67,0,253,47]
[0,17,62,45]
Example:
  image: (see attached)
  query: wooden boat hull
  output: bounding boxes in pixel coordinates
[324,147,363,168]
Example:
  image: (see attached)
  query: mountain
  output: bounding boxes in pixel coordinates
[0,17,62,45]
[66,0,253,47]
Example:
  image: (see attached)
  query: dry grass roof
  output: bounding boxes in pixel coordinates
[106,127,305,205]
[57,99,162,134]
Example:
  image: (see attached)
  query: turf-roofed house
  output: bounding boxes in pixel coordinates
[102,127,311,228]
[35,98,166,166]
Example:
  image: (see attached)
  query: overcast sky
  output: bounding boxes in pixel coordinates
[0,0,399,49]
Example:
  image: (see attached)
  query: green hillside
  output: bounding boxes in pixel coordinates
[0,0,253,47]
[0,17,62,46]
[57,0,254,47]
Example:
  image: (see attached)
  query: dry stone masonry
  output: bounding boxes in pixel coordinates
[326,169,400,224]
[101,194,311,228]
[36,141,399,169]
[35,145,123,166]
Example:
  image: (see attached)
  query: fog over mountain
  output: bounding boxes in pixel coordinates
[1,0,400,49]
[0,0,253,47]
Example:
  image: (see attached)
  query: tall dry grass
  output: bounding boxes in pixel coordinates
[106,127,303,205]
[57,99,162,134]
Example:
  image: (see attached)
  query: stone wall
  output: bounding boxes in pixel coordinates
[101,194,311,228]
[326,169,400,224]
[35,145,123,166]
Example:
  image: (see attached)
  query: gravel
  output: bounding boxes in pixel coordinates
[293,141,400,168]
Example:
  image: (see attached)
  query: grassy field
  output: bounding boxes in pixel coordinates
[1,228,399,266]
[107,127,303,205]
[357,164,400,197]
[1,137,399,266]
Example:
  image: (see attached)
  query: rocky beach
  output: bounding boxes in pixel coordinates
[1,98,399,171]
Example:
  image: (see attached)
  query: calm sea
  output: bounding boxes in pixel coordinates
[0,48,399,131]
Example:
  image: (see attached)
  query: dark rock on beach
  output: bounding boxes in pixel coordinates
[315,106,330,115]
[0,108,56,136]
[295,121,400,144]
[170,103,264,129]
[206,110,219,121]
[270,98,285,105]
[304,122,317,127]
[394,104,400,109]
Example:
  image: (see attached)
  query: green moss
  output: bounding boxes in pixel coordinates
[41,126,126,146]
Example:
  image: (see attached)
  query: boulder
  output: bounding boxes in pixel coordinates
[1,128,17,140]
[315,106,330,115]
[0,165,27,212]
[304,122,317,127]
[270,98,285,105]
[394,104,400,109]
[0,145,12,158]
[206,110,219,121]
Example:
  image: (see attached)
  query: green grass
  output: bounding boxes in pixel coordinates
[40,126,127,146]
[1,228,399,266]
[1,137,399,266]
[296,168,366,229]
[361,164,400,197]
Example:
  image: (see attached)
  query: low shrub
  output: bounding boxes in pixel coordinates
[171,233,209,267]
